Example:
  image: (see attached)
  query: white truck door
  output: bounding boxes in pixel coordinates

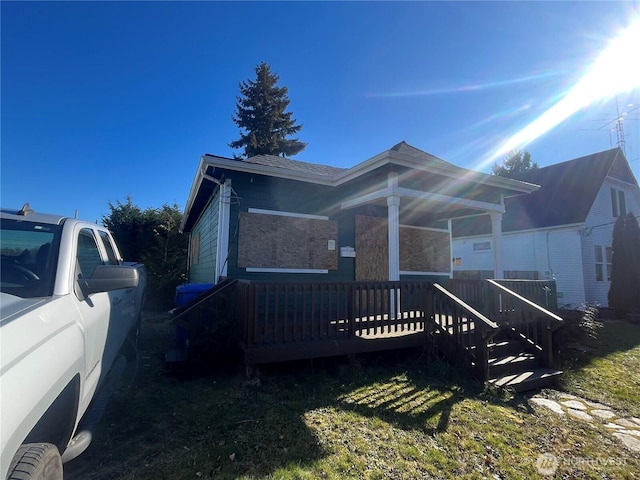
[96,229,133,372]
[73,227,112,400]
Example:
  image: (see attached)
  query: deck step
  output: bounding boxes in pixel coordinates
[488,368,563,393]
[487,340,524,357]
[488,353,541,377]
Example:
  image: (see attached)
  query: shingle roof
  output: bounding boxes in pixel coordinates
[243,154,346,177]
[389,141,455,167]
[453,148,625,236]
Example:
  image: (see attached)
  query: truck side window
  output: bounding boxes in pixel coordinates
[77,229,103,279]
[99,231,119,265]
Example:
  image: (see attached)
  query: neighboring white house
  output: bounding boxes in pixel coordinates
[451,148,640,308]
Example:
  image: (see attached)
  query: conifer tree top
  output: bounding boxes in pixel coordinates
[492,149,539,178]
[230,62,307,159]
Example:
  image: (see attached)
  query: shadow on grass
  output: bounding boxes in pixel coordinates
[64,314,531,480]
[309,348,536,435]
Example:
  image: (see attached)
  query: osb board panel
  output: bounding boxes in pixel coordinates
[355,215,388,281]
[238,212,338,269]
[400,227,450,273]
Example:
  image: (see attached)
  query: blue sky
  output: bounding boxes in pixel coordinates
[2,1,639,225]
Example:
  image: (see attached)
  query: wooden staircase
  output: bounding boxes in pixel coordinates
[486,332,562,392]
[436,279,564,393]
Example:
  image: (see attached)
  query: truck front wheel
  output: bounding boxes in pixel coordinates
[7,443,62,480]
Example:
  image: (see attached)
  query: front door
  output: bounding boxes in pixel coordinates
[355,215,388,281]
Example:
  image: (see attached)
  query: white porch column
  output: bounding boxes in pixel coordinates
[387,172,401,319]
[490,212,504,279]
[387,195,401,281]
[387,172,400,281]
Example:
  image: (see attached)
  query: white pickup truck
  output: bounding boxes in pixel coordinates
[0,205,146,480]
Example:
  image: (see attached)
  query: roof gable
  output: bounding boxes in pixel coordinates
[608,152,638,185]
[336,141,537,197]
[508,148,622,228]
[388,141,457,169]
[453,148,630,236]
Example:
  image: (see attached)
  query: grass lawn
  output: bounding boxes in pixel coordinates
[558,320,640,418]
[64,313,640,480]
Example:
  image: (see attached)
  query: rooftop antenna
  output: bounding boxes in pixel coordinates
[614,97,627,155]
[584,97,639,155]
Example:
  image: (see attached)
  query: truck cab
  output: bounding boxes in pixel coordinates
[0,205,146,479]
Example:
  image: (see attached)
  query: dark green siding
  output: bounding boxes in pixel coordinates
[189,188,219,283]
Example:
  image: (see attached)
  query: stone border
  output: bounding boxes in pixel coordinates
[530,392,640,452]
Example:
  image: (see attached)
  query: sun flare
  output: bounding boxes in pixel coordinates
[485,15,640,167]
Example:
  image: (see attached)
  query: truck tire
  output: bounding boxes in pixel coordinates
[7,443,63,480]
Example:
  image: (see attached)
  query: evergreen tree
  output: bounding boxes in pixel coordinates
[103,198,188,310]
[608,213,640,317]
[102,196,146,262]
[230,62,306,158]
[492,149,539,178]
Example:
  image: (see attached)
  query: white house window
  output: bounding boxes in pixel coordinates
[473,241,492,253]
[595,245,603,281]
[189,233,200,267]
[611,188,627,218]
[595,245,612,282]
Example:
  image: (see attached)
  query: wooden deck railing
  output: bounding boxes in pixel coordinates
[234,280,502,379]
[442,278,562,369]
[430,284,499,380]
[492,279,558,311]
[173,278,561,380]
[447,279,558,315]
[484,279,563,367]
[235,281,432,357]
[447,279,487,313]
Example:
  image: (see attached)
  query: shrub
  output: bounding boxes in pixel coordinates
[553,305,603,361]
[608,213,640,317]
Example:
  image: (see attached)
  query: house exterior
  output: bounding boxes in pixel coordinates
[180,142,538,286]
[451,148,640,308]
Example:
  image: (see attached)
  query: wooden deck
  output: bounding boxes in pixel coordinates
[172,278,563,391]
[233,280,500,370]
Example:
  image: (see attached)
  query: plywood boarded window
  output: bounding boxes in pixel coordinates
[399,226,450,273]
[355,216,451,279]
[238,210,338,270]
[355,215,388,281]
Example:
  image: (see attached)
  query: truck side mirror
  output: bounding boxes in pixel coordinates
[81,265,139,295]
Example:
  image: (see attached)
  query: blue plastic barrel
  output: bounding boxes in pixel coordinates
[174,283,214,348]
[175,283,214,306]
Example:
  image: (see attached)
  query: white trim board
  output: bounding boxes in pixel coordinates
[247,208,329,220]
[245,267,329,274]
